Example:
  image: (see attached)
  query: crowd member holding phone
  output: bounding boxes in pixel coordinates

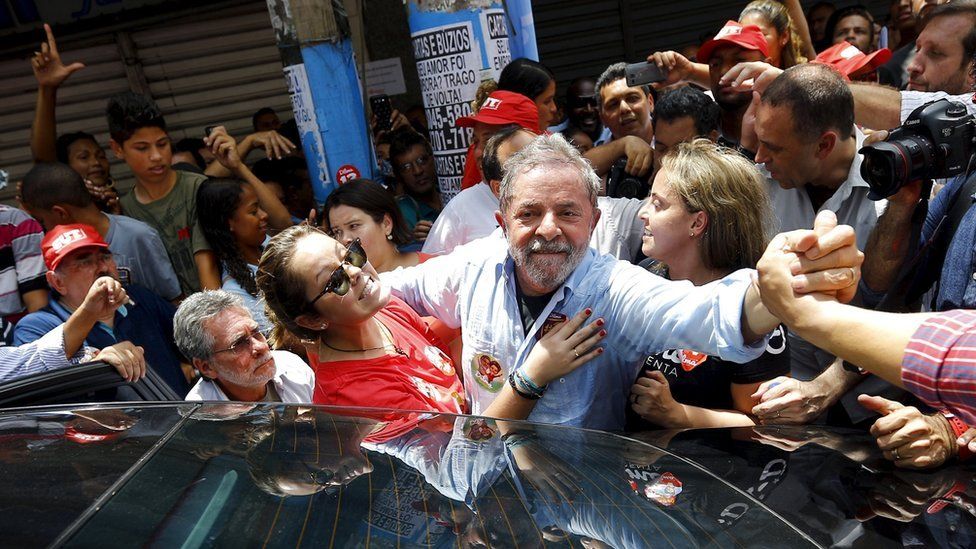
[627,139,790,430]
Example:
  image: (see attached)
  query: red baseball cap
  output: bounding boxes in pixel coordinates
[697,21,770,63]
[456,90,540,132]
[813,43,893,79]
[42,224,110,271]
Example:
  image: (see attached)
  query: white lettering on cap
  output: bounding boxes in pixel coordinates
[715,25,744,39]
[482,97,502,111]
[50,229,86,253]
[841,45,860,59]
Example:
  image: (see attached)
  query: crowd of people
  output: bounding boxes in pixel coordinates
[3,0,976,480]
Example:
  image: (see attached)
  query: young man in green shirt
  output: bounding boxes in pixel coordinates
[106,92,292,295]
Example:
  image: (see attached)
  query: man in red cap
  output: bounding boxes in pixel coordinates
[422,90,539,256]
[699,21,770,147]
[647,21,770,147]
[13,224,191,396]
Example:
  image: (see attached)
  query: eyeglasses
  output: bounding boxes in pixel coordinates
[397,153,431,173]
[213,327,267,355]
[63,249,114,271]
[309,239,368,306]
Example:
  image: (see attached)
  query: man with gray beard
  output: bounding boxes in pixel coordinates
[383,134,863,429]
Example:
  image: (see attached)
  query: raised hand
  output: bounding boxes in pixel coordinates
[31,23,85,89]
[646,50,695,87]
[78,276,129,321]
[204,126,243,172]
[244,130,296,160]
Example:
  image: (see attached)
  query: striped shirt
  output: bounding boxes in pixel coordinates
[0,206,46,318]
[0,325,91,383]
[903,309,976,423]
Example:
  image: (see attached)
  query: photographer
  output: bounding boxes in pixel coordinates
[861,99,976,313]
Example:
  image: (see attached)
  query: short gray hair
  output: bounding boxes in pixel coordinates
[174,290,247,360]
[498,133,601,214]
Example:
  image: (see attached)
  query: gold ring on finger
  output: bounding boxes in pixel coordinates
[573,347,580,358]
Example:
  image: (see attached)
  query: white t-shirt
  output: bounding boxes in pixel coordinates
[422,183,499,256]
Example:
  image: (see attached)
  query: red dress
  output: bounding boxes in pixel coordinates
[308,297,466,441]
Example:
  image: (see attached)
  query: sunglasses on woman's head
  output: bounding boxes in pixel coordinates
[309,239,368,306]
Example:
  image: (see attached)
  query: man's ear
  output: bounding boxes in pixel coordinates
[194,357,218,380]
[51,205,72,224]
[488,179,501,197]
[109,139,124,159]
[706,129,720,143]
[45,271,63,295]
[815,131,838,159]
[494,210,507,234]
[591,205,602,231]
[295,312,328,332]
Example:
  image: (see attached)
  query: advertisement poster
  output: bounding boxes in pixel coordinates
[407,3,511,202]
[283,63,332,194]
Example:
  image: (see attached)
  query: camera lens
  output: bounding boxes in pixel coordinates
[859,135,934,200]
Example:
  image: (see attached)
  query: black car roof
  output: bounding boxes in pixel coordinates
[1,403,972,548]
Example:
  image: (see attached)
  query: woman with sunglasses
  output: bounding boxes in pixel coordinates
[627,139,790,431]
[256,224,605,424]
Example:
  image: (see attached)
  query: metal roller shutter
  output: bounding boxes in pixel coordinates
[0,0,292,204]
[131,2,292,152]
[0,39,129,203]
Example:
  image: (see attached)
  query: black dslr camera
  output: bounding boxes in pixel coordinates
[606,158,651,200]
[859,99,976,200]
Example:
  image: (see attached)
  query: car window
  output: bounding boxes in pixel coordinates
[0,404,187,547]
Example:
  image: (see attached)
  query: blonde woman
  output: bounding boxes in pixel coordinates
[628,139,791,430]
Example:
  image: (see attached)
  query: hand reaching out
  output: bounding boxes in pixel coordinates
[31,23,84,89]
[245,130,296,160]
[630,370,688,427]
[859,394,957,469]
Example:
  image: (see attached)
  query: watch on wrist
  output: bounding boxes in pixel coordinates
[939,410,973,460]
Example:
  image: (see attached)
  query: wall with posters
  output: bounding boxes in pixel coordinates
[405,2,512,203]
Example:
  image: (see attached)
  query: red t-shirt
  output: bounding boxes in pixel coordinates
[308,297,467,440]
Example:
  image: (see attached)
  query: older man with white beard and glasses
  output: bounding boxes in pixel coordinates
[382,133,865,430]
[174,290,313,402]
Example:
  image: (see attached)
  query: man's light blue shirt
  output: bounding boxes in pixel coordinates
[383,235,767,430]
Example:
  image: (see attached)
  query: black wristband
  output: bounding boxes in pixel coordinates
[508,372,542,400]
